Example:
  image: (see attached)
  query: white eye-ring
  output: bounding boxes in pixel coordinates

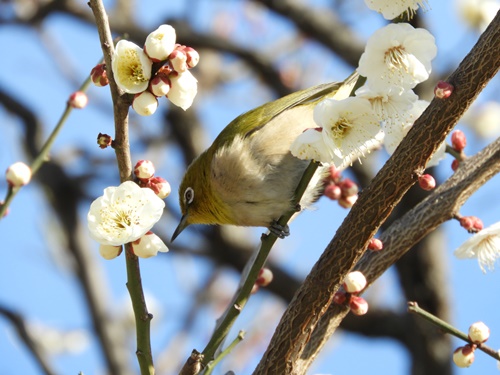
[184,187,194,205]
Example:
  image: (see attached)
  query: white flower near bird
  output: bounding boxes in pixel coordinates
[87,181,165,246]
[167,70,198,110]
[358,23,437,92]
[364,0,429,20]
[112,40,153,94]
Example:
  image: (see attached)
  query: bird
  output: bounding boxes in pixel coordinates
[171,72,359,241]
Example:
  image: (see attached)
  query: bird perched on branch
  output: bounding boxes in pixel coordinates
[171,72,359,241]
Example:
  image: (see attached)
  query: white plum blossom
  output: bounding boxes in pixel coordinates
[358,23,437,91]
[87,181,165,246]
[144,24,176,62]
[364,0,429,20]
[167,70,198,110]
[290,128,336,164]
[355,83,418,125]
[112,40,152,94]
[457,0,500,32]
[454,221,500,273]
[383,100,445,167]
[314,96,383,167]
[132,232,169,258]
[132,91,158,116]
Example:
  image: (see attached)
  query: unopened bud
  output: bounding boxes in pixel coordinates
[453,345,475,368]
[434,80,454,99]
[418,174,436,191]
[459,216,483,233]
[169,49,188,73]
[343,271,367,293]
[145,176,171,199]
[451,130,467,152]
[132,91,158,116]
[328,165,341,181]
[338,194,358,208]
[333,291,347,304]
[349,295,369,316]
[339,178,358,197]
[468,321,490,344]
[324,184,342,200]
[99,244,122,260]
[132,231,169,258]
[451,159,460,171]
[150,73,171,97]
[97,133,113,149]
[256,268,273,287]
[182,46,200,68]
[68,91,88,109]
[134,160,155,181]
[90,63,109,87]
[6,162,32,187]
[368,238,383,252]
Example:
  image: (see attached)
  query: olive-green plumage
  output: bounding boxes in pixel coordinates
[172,73,358,240]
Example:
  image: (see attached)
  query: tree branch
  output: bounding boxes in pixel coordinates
[254,11,500,374]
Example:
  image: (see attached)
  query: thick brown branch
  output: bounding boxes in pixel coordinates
[254,12,500,374]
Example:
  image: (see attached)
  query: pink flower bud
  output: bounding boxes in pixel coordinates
[97,133,113,149]
[132,91,158,116]
[68,91,88,109]
[453,345,475,368]
[256,268,273,287]
[349,295,369,316]
[434,80,454,99]
[368,238,383,252]
[418,174,436,191]
[451,130,467,152]
[333,291,347,304]
[338,194,358,209]
[324,184,342,200]
[328,165,341,181]
[451,159,460,171]
[150,73,171,97]
[468,321,490,344]
[183,46,200,68]
[6,162,32,187]
[134,160,155,181]
[169,49,188,73]
[459,216,483,233]
[343,271,367,293]
[339,178,358,197]
[90,63,109,87]
[145,176,171,199]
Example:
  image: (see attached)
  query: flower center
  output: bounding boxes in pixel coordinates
[329,117,351,139]
[384,45,409,72]
[125,50,148,83]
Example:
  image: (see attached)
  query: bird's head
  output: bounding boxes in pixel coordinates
[171,150,232,241]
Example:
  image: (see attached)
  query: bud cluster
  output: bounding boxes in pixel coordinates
[323,165,359,209]
[452,321,491,369]
[252,267,274,294]
[134,160,171,200]
[334,271,369,316]
[91,24,199,116]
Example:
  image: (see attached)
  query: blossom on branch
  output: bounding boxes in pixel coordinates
[112,40,153,94]
[87,181,165,247]
[364,0,429,20]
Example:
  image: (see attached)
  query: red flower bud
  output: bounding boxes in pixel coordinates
[434,80,454,99]
[368,238,383,252]
[418,174,436,191]
[451,130,467,152]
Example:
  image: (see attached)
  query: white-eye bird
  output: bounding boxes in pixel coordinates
[171,72,359,241]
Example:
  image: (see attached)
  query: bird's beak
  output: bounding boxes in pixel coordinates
[171,213,189,242]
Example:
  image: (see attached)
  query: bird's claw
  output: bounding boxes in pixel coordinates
[269,221,290,239]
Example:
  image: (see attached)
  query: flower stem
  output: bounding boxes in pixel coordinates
[408,301,500,360]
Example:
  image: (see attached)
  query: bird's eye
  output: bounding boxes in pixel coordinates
[184,187,194,205]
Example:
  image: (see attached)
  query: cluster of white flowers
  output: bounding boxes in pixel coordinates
[94,24,199,115]
[291,21,442,169]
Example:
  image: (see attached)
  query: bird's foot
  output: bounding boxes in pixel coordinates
[269,221,290,239]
